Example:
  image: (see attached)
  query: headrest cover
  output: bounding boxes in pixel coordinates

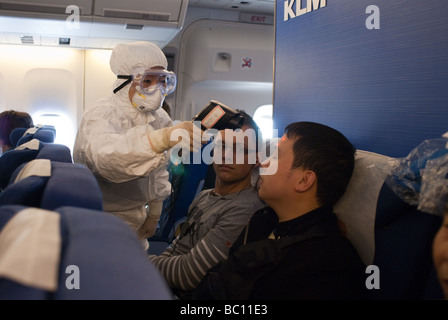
[11,125,56,148]
[334,150,392,265]
[379,133,448,216]
[0,207,60,291]
[9,128,27,148]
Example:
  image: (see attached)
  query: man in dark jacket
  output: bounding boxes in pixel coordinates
[194,121,367,300]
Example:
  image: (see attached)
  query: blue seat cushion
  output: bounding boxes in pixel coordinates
[40,162,103,211]
[0,205,173,300]
[36,143,72,163]
[0,148,40,190]
[370,183,443,299]
[0,175,48,208]
[0,160,103,211]
[10,126,56,148]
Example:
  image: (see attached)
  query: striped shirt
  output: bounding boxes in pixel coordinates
[148,187,265,292]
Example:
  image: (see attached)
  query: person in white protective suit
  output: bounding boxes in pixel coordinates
[73,41,204,250]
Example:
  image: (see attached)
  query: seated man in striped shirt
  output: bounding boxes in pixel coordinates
[148,110,265,299]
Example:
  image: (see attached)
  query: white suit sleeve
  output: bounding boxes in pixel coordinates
[74,103,168,184]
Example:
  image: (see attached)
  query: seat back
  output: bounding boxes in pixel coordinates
[0,140,72,191]
[36,143,72,163]
[334,150,390,266]
[370,183,443,299]
[151,149,211,243]
[334,150,444,300]
[0,205,173,300]
[10,125,56,148]
[0,159,103,211]
[0,144,40,191]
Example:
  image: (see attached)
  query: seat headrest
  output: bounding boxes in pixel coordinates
[0,159,103,211]
[334,149,444,299]
[334,150,392,265]
[0,205,173,300]
[40,161,102,211]
[36,143,72,163]
[9,128,27,148]
[0,140,72,191]
[10,125,56,148]
[0,144,41,190]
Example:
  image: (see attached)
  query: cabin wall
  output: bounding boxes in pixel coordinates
[167,6,275,121]
[0,5,276,152]
[83,49,114,113]
[0,45,82,150]
[274,0,448,157]
[0,44,115,151]
[174,19,274,121]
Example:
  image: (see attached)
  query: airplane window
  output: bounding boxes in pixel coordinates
[253,104,273,140]
[32,111,76,153]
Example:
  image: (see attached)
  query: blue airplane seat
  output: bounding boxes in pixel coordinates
[0,146,39,191]
[149,147,212,246]
[10,125,56,148]
[0,205,173,300]
[9,128,26,148]
[0,159,103,211]
[0,140,72,191]
[36,143,72,163]
[334,150,444,300]
[370,183,442,299]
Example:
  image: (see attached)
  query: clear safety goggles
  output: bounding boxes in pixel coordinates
[132,68,177,96]
[113,68,177,95]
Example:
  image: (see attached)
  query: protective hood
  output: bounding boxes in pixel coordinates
[110,41,168,75]
[109,41,168,107]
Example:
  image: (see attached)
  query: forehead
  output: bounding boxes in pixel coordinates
[277,134,295,153]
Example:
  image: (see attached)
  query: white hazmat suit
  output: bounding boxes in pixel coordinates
[73,41,199,250]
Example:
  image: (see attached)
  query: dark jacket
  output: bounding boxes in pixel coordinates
[194,205,368,300]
